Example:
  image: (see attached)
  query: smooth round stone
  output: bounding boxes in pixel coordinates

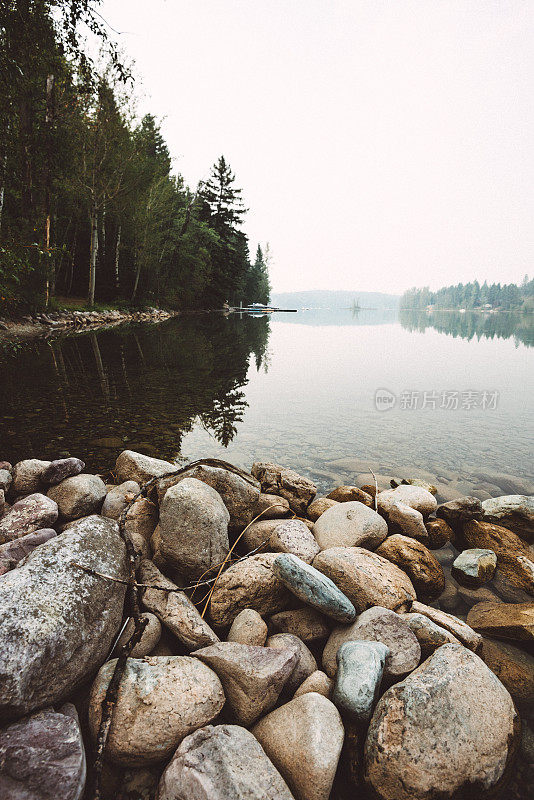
[307,497,338,522]
[333,641,389,722]
[227,608,268,646]
[294,670,333,699]
[41,457,85,486]
[313,501,388,551]
[452,549,497,588]
[377,485,437,518]
[272,553,356,623]
[47,474,107,520]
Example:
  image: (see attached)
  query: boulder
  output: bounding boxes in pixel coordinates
[313,547,416,613]
[0,703,85,800]
[326,486,373,505]
[0,493,58,543]
[306,497,338,522]
[467,601,534,642]
[209,553,291,627]
[116,612,162,658]
[269,519,320,563]
[11,459,50,495]
[47,474,106,520]
[158,478,230,579]
[41,458,85,486]
[254,492,291,519]
[157,464,260,530]
[424,517,453,549]
[251,693,344,800]
[387,501,428,543]
[242,519,284,552]
[227,609,268,646]
[251,462,317,515]
[0,528,57,575]
[272,553,356,623]
[333,641,389,722]
[376,534,445,601]
[482,495,534,541]
[294,671,333,699]
[322,606,420,679]
[452,548,497,587]
[436,496,483,528]
[401,612,460,656]
[115,450,175,485]
[195,641,297,725]
[364,644,519,800]
[0,515,127,721]
[156,724,295,800]
[480,637,534,707]
[139,560,219,650]
[266,633,317,693]
[407,600,482,651]
[377,485,437,518]
[438,575,461,613]
[101,480,140,519]
[88,656,225,766]
[269,607,331,643]
[313,501,387,551]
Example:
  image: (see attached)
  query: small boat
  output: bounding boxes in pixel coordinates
[238,303,297,314]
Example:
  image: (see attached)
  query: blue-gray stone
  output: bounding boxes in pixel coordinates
[272,553,356,623]
[333,640,389,721]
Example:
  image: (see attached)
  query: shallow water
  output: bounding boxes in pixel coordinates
[0,308,532,499]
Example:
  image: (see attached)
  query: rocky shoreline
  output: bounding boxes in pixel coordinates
[0,451,533,799]
[0,307,178,340]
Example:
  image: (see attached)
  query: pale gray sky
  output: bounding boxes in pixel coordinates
[101,0,534,294]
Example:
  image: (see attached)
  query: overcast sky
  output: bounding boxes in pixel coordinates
[100,0,534,294]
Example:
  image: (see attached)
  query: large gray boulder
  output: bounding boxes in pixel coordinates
[115,449,175,485]
[0,515,127,722]
[157,724,295,800]
[47,474,107,520]
[157,464,260,529]
[158,478,230,579]
[0,703,86,800]
[364,644,519,800]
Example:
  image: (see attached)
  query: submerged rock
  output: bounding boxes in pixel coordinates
[364,644,519,800]
[333,641,388,722]
[0,515,127,721]
[0,703,86,800]
[89,656,225,766]
[326,486,373,505]
[157,724,295,800]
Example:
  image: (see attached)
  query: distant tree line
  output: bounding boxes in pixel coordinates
[400,277,534,313]
[0,1,271,314]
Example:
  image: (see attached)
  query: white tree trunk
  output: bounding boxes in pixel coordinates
[114,223,121,292]
[88,204,98,307]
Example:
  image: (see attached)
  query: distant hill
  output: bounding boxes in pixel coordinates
[270,290,400,309]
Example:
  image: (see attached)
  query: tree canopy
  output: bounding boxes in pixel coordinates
[400,278,534,313]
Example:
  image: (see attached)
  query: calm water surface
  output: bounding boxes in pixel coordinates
[0,308,532,498]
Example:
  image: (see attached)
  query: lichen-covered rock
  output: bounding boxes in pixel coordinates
[115,449,175,485]
[313,547,416,613]
[227,609,268,646]
[157,464,260,530]
[139,560,219,650]
[41,458,85,486]
[209,553,291,627]
[251,693,344,800]
[452,548,497,587]
[11,459,50,495]
[88,656,225,766]
[0,515,127,721]
[158,478,230,579]
[322,606,420,679]
[269,519,320,564]
[157,724,295,800]
[0,703,86,800]
[364,644,519,800]
[377,485,437,518]
[251,462,317,515]
[313,501,388,551]
[482,495,534,541]
[47,474,107,520]
[272,553,356,623]
[333,641,388,722]
[195,641,297,725]
[376,534,445,601]
[0,493,58,543]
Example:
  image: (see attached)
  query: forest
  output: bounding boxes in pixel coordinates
[400,277,534,312]
[0,1,271,315]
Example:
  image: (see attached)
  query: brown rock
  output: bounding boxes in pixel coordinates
[313,546,416,613]
[424,517,453,549]
[124,497,158,544]
[307,497,338,522]
[11,459,50,495]
[195,641,297,725]
[227,609,268,646]
[436,496,483,528]
[139,560,219,650]
[387,502,429,543]
[327,486,373,506]
[266,633,317,693]
[294,670,333,699]
[209,553,291,627]
[269,519,320,564]
[116,612,162,658]
[408,600,482,651]
[88,656,225,766]
[457,584,502,609]
[376,534,445,601]
[463,520,533,599]
[254,492,291,519]
[401,612,461,656]
[251,462,317,515]
[242,519,283,552]
[482,495,534,542]
[251,693,344,800]
[467,600,534,642]
[322,606,420,679]
[480,637,534,706]
[269,607,331,643]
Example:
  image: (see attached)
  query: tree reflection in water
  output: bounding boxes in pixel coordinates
[400,309,534,348]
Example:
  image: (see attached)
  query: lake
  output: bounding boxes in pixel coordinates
[0,307,532,500]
